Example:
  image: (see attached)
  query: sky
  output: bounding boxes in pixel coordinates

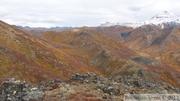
[0,0,180,27]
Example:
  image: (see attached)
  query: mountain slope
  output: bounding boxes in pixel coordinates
[0,20,101,84]
[41,27,180,87]
[95,25,133,42]
[41,28,139,74]
[120,24,180,86]
[123,25,180,57]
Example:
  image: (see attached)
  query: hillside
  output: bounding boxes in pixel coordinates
[122,25,180,60]
[41,27,180,87]
[0,20,100,84]
[41,28,138,74]
[95,25,133,42]
[119,25,180,86]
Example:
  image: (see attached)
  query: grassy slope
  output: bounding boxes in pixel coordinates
[0,20,101,84]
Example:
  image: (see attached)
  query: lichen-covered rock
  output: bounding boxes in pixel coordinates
[0,78,44,101]
[0,73,179,101]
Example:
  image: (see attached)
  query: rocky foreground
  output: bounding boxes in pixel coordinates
[0,73,179,101]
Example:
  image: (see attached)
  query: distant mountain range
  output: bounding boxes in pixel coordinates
[19,11,180,30]
[100,11,180,28]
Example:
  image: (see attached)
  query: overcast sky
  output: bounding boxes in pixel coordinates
[0,0,180,27]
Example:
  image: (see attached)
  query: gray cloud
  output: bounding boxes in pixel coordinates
[128,6,142,12]
[0,0,180,27]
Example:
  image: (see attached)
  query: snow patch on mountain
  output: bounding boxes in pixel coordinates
[99,22,119,27]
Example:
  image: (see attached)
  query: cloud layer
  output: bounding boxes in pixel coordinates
[0,0,180,27]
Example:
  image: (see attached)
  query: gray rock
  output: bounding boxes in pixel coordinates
[133,80,141,87]
[101,94,108,99]
[22,91,44,101]
[159,90,168,94]
[102,86,120,96]
[87,72,95,77]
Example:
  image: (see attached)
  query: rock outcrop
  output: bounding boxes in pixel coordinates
[0,73,179,101]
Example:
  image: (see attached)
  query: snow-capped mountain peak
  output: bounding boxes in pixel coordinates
[99,11,180,28]
[124,11,180,28]
[147,11,178,24]
[151,11,177,19]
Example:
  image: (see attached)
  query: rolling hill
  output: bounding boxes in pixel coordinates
[0,20,100,84]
